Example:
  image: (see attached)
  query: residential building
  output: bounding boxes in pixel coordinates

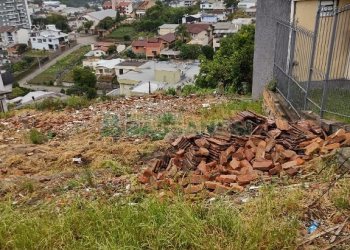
[0,26,30,50]
[135,0,155,17]
[231,17,254,27]
[182,13,202,23]
[185,23,213,46]
[81,9,117,30]
[158,24,179,36]
[237,0,257,16]
[252,0,350,119]
[115,1,133,15]
[118,60,200,96]
[30,25,69,51]
[212,22,238,51]
[103,0,112,9]
[94,58,125,77]
[200,0,225,11]
[132,38,163,58]
[0,0,31,28]
[169,0,197,7]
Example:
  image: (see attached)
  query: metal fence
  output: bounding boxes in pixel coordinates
[274,4,350,120]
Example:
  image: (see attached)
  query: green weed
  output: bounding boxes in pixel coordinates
[28,129,48,144]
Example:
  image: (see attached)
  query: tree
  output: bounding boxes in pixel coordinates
[83,20,94,33]
[68,67,97,99]
[97,17,115,30]
[201,45,214,60]
[196,25,255,93]
[17,44,28,54]
[46,14,71,33]
[180,44,202,60]
[224,0,238,9]
[175,24,190,43]
[107,45,116,55]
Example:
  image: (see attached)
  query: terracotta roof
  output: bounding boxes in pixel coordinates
[103,1,112,8]
[132,40,147,47]
[159,33,176,43]
[94,42,115,47]
[185,23,211,34]
[0,26,17,33]
[146,42,161,48]
[118,1,131,7]
[147,37,159,43]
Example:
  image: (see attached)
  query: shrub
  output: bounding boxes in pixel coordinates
[66,96,90,109]
[158,113,175,126]
[34,98,66,111]
[165,88,176,96]
[267,79,277,92]
[29,129,48,144]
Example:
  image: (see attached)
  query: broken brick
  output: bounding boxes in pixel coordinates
[232,147,245,160]
[304,142,320,156]
[214,184,232,194]
[245,148,255,161]
[194,138,210,148]
[215,174,237,183]
[204,181,217,190]
[138,174,149,184]
[184,184,204,194]
[282,150,297,159]
[237,172,258,185]
[230,183,244,192]
[285,167,299,176]
[253,159,273,171]
[240,160,253,174]
[197,147,210,156]
[269,164,282,175]
[255,140,267,159]
[189,174,207,184]
[229,158,240,170]
[198,161,210,176]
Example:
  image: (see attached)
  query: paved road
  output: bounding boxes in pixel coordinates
[18,35,97,93]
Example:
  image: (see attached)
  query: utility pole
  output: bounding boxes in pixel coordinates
[148,81,151,94]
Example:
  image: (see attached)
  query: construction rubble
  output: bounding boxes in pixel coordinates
[138,111,350,194]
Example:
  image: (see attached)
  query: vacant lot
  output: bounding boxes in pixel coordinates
[28,46,90,85]
[108,25,137,40]
[0,94,349,249]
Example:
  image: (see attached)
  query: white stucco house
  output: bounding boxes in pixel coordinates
[29,25,69,51]
[0,26,30,50]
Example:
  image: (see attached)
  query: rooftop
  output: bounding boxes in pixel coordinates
[117,61,146,67]
[96,59,125,69]
[159,33,176,43]
[119,61,200,84]
[85,9,117,21]
[158,24,179,29]
[185,23,211,34]
[0,26,17,33]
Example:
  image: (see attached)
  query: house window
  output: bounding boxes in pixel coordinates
[38,39,42,43]
[49,39,52,42]
[43,39,46,42]
[33,38,36,41]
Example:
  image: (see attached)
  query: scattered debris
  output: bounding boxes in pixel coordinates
[138,111,350,194]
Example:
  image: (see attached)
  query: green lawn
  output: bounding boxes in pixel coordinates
[108,26,137,40]
[23,49,51,58]
[28,46,90,86]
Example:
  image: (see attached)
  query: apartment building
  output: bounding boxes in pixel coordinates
[0,0,32,28]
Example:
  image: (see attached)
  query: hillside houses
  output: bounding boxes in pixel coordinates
[30,25,69,51]
[131,33,176,58]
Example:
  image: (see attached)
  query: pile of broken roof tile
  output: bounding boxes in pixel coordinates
[138,111,350,194]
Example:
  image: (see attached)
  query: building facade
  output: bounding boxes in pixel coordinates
[0,0,32,28]
[30,25,69,51]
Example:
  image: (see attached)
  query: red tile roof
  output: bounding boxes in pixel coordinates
[132,40,147,47]
[159,33,176,43]
[185,23,211,34]
[118,1,131,7]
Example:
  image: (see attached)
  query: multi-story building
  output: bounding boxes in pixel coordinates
[0,0,32,28]
[30,25,69,51]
